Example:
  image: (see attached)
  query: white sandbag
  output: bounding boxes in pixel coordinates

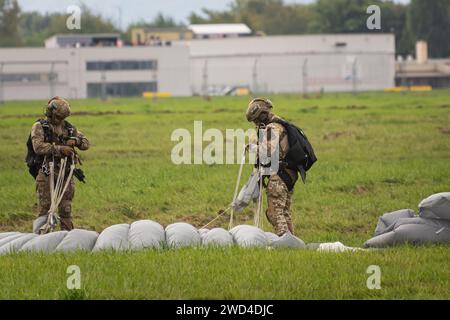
[0,233,24,247]
[165,223,201,247]
[20,231,68,253]
[93,224,130,251]
[128,220,165,250]
[0,233,38,255]
[374,209,416,236]
[0,232,21,241]
[202,228,234,246]
[55,229,99,252]
[270,231,306,249]
[265,232,279,244]
[229,225,269,247]
[33,216,48,234]
[419,192,450,220]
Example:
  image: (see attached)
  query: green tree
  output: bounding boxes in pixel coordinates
[18,5,118,47]
[189,0,315,35]
[0,0,22,47]
[407,0,450,57]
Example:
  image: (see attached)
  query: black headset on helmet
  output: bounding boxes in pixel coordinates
[249,98,273,108]
[45,97,60,117]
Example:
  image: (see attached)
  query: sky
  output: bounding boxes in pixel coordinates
[17,0,410,30]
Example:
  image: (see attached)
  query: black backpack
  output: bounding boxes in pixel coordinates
[272,118,317,183]
[25,119,51,179]
[25,119,76,179]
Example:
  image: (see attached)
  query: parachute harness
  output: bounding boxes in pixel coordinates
[39,156,75,234]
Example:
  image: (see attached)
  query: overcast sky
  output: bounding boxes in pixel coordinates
[17,0,410,30]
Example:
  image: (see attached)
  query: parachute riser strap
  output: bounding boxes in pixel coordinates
[229,145,247,230]
[42,157,75,234]
[254,167,264,229]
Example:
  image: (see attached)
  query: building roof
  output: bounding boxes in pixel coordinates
[188,24,252,35]
[396,59,450,78]
[177,34,395,57]
[46,33,121,41]
[135,27,191,33]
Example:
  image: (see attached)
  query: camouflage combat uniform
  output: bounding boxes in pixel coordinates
[31,115,89,231]
[260,114,298,236]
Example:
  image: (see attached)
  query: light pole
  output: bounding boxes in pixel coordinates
[0,63,4,104]
[302,58,308,97]
[114,6,123,32]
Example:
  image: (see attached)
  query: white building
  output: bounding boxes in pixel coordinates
[188,24,253,39]
[45,34,121,48]
[182,34,396,95]
[0,34,395,101]
[0,46,190,101]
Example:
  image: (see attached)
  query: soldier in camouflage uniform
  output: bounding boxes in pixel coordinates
[30,97,89,231]
[246,98,298,236]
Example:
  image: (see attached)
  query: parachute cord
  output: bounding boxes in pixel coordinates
[201,206,232,230]
[254,168,264,229]
[41,157,74,234]
[229,146,246,230]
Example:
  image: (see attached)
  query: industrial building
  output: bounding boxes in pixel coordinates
[0,33,396,101]
[0,46,190,100]
[131,24,253,46]
[183,34,395,95]
[395,41,450,88]
[45,34,122,48]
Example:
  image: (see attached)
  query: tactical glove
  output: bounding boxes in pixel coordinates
[58,146,74,157]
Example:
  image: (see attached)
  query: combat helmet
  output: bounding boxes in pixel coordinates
[246,98,273,122]
[46,96,71,120]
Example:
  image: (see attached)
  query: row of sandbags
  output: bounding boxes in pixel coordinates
[0,221,307,255]
[364,192,450,248]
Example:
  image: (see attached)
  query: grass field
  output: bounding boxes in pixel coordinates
[0,91,449,299]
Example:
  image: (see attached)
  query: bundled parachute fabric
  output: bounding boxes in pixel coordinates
[129,220,165,250]
[0,220,351,254]
[93,220,166,251]
[93,224,129,251]
[365,193,450,248]
[56,229,99,252]
[373,209,416,236]
[229,225,269,247]
[232,170,260,213]
[21,231,68,253]
[418,192,450,220]
[270,231,306,249]
[33,216,48,234]
[165,222,201,248]
[201,228,234,246]
[0,233,38,255]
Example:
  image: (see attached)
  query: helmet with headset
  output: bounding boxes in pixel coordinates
[246,98,273,123]
[45,96,71,120]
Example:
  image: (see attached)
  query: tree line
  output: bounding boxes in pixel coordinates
[1,0,449,57]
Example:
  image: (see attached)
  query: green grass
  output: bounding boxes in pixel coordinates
[0,91,449,299]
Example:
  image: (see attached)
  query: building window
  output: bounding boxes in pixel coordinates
[86,60,157,71]
[0,73,58,83]
[87,82,157,98]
